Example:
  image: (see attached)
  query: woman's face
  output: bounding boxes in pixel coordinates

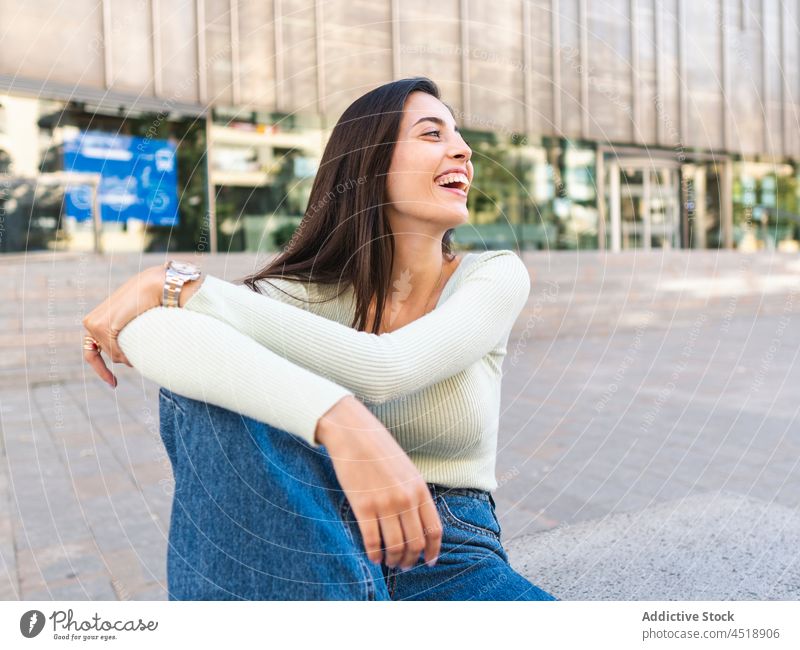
[384,91,473,228]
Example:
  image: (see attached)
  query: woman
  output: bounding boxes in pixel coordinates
[82,77,558,601]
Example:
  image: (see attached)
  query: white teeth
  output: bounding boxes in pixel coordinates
[434,172,469,188]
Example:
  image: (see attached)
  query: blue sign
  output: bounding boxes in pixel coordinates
[62,131,179,226]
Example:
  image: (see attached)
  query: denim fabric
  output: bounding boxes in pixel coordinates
[158,388,558,601]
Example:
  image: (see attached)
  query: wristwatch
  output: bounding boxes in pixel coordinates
[162,260,202,307]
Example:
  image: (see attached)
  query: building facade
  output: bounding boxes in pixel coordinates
[1,0,798,253]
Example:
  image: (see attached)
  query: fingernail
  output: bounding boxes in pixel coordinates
[426,557,438,567]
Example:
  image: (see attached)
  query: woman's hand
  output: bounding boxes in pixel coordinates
[316,395,442,570]
[82,265,166,387]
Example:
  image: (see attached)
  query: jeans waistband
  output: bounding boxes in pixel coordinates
[427,482,491,502]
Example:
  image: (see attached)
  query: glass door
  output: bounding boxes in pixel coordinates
[681,162,723,248]
[649,168,680,248]
[619,166,645,248]
[608,159,680,251]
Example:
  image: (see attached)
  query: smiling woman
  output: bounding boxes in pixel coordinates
[81,77,557,602]
[238,82,476,335]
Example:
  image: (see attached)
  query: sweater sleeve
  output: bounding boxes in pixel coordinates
[183,250,531,404]
[116,306,354,447]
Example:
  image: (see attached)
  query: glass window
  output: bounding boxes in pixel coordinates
[549,139,599,250]
[455,134,599,251]
[0,92,207,253]
[211,108,324,253]
[454,130,537,251]
[682,162,723,249]
[455,135,601,252]
[733,161,799,251]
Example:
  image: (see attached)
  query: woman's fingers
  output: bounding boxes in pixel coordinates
[107,340,133,367]
[351,494,440,569]
[83,317,119,358]
[397,505,427,569]
[418,494,442,567]
[81,266,163,367]
[352,505,383,565]
[82,348,117,387]
[83,311,131,369]
[319,399,443,570]
[81,265,166,384]
[378,511,406,568]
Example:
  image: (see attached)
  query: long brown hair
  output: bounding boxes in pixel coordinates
[240,77,457,334]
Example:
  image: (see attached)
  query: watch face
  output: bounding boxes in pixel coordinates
[170,261,200,275]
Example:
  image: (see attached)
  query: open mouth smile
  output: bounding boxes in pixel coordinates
[434,172,469,198]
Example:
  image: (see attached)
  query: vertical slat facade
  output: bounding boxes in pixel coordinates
[0,0,797,157]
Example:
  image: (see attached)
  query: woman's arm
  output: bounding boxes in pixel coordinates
[80,264,315,388]
[117,306,355,447]
[183,251,531,404]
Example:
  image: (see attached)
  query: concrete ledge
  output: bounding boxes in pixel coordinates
[505,490,800,600]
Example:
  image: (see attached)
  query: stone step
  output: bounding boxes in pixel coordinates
[504,490,800,600]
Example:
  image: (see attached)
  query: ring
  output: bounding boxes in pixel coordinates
[83,334,100,351]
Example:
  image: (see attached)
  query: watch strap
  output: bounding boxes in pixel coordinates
[162,261,200,308]
[163,267,184,307]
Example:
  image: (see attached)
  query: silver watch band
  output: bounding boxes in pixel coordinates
[162,271,184,308]
[162,261,201,307]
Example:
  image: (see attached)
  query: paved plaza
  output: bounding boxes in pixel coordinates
[1,250,798,600]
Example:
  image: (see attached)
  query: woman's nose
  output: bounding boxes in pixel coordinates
[452,141,471,162]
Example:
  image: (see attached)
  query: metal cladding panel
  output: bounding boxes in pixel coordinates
[320,0,393,120]
[157,0,201,106]
[279,0,319,113]
[0,0,105,88]
[394,0,463,117]
[557,0,584,138]
[684,1,724,152]
[586,0,634,144]
[528,0,555,135]
[465,0,527,134]
[237,1,277,109]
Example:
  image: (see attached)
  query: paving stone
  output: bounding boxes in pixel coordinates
[125,580,168,601]
[17,541,105,584]
[25,572,117,600]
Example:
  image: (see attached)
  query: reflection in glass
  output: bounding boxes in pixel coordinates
[210,110,324,252]
[0,92,207,253]
[457,130,526,250]
[550,140,599,249]
[682,163,722,249]
[650,169,680,248]
[607,161,680,250]
[732,161,799,251]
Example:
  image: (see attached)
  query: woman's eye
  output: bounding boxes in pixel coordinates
[424,130,441,138]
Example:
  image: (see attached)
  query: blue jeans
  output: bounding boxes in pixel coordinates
[158,388,558,601]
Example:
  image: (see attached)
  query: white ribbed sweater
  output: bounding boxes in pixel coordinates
[117,249,531,490]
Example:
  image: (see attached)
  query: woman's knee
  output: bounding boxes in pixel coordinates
[158,387,342,506]
[157,389,380,599]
